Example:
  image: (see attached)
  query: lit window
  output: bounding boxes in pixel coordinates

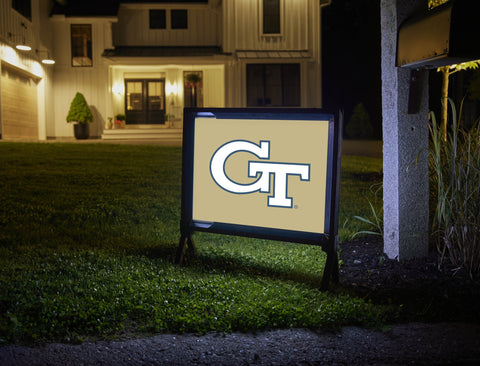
[71,24,92,67]
[184,71,203,108]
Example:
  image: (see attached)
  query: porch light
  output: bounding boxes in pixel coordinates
[167,82,178,96]
[112,83,125,95]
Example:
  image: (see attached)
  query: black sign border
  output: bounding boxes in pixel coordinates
[177,108,342,289]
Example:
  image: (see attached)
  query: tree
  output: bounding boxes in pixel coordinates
[345,102,373,139]
[437,61,480,141]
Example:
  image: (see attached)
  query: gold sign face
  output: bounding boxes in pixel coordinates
[192,117,330,234]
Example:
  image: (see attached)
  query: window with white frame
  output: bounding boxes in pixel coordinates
[71,24,92,67]
[262,0,281,35]
[184,71,203,108]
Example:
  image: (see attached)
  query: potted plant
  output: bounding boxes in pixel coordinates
[66,92,93,139]
[115,114,126,128]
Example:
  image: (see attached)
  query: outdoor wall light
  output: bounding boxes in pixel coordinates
[9,22,31,51]
[112,83,124,95]
[16,42,31,51]
[8,32,31,51]
[166,82,178,96]
[167,82,178,106]
[36,49,55,65]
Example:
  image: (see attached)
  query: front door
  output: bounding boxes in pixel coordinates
[125,79,165,124]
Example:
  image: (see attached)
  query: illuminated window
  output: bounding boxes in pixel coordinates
[71,25,92,67]
[125,79,166,124]
[184,71,203,107]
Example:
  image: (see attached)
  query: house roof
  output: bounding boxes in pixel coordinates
[50,0,208,17]
[102,46,226,58]
[50,0,120,17]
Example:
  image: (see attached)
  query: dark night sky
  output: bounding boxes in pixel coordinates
[322,0,382,139]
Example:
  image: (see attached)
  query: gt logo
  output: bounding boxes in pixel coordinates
[210,140,310,208]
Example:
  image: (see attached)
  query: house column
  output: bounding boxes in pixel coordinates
[381,0,429,260]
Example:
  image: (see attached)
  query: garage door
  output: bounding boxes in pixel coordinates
[1,65,38,140]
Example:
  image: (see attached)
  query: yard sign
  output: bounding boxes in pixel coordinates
[177,108,342,289]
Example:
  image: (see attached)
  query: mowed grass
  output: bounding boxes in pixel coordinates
[0,142,383,344]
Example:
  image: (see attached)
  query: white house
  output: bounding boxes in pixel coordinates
[0,0,330,141]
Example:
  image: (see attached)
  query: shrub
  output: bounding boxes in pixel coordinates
[66,92,93,124]
[345,103,373,139]
[429,99,480,280]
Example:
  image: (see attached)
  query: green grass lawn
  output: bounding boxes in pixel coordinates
[0,142,384,344]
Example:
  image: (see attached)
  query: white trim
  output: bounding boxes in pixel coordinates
[50,15,118,23]
[102,56,230,66]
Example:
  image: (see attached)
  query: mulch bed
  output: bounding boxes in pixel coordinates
[338,236,480,323]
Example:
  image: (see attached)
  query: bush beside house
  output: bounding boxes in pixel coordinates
[66,92,93,139]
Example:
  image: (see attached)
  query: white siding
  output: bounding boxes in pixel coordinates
[113,6,221,46]
[203,67,225,107]
[51,19,111,137]
[222,0,323,108]
[53,68,108,138]
[0,0,54,140]
[223,0,314,52]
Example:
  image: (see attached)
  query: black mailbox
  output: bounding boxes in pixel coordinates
[397,0,480,69]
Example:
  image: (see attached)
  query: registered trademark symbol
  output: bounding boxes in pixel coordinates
[294,205,298,209]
